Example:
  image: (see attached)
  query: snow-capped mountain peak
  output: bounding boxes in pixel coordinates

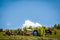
[22,20,42,28]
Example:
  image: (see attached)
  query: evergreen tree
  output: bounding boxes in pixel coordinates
[23,27,27,35]
[0,28,3,32]
[54,24,60,29]
[28,26,33,30]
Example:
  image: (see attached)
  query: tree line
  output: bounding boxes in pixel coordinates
[0,24,60,36]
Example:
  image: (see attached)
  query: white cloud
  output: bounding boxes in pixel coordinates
[22,20,42,28]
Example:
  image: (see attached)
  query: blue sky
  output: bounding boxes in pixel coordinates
[0,0,60,29]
